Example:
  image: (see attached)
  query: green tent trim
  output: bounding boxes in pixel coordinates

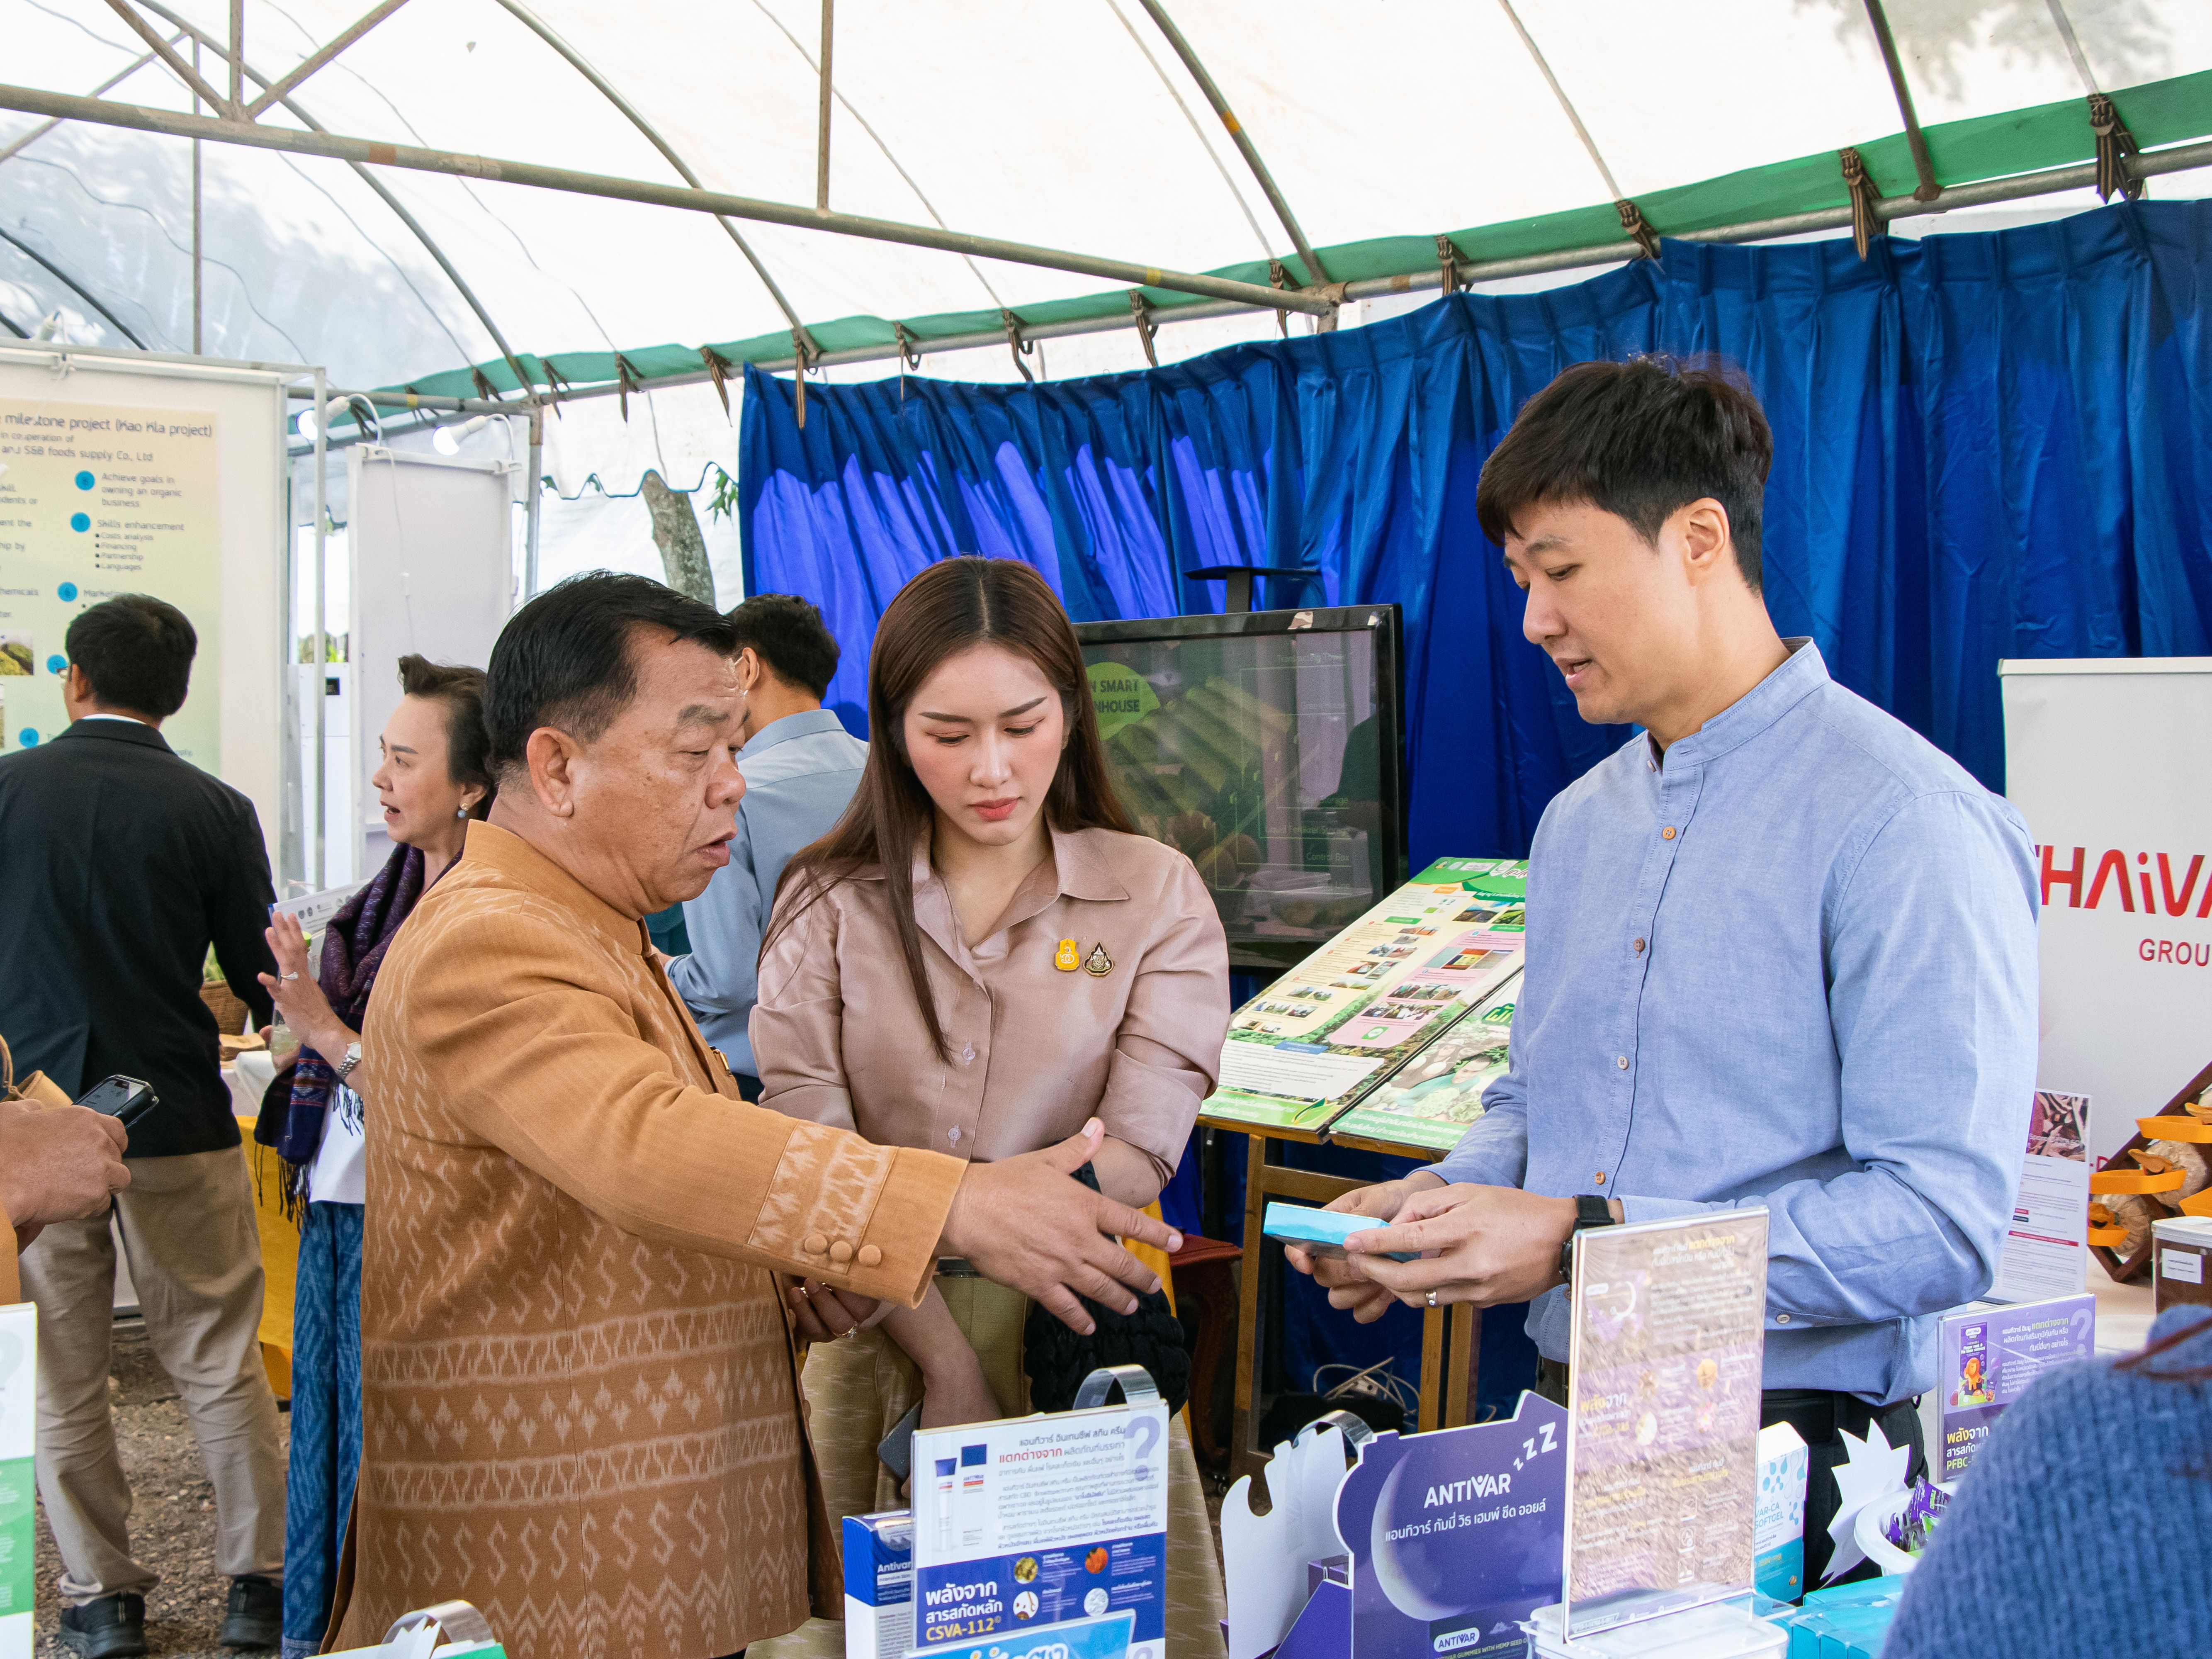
[381,68,2212,405]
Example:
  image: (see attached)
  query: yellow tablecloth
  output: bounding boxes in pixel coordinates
[232,1101,296,1400]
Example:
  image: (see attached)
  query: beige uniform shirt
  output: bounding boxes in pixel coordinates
[334,822,965,1659]
[753,826,1229,1178]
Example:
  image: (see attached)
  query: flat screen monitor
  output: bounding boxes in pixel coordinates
[1075,603,1407,970]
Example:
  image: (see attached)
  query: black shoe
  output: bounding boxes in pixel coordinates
[58,1593,146,1659]
[219,1576,282,1651]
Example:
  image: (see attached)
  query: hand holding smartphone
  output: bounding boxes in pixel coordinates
[76,1075,160,1133]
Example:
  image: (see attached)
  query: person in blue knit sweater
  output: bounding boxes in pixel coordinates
[1884,1304,2212,1656]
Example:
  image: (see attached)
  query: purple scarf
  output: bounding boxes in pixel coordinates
[269,840,433,1197]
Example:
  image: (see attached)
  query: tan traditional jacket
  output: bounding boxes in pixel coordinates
[331,822,965,1659]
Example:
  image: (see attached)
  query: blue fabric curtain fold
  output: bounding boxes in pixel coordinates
[742,200,2212,866]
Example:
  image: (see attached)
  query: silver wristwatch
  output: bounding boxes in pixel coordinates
[334,1040,362,1082]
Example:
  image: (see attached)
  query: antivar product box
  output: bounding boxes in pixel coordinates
[844,1510,913,1659]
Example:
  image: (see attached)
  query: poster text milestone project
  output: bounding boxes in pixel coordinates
[0,398,221,767]
[1564,1210,1770,1639]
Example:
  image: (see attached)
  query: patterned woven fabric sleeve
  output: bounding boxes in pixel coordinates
[389,896,961,1306]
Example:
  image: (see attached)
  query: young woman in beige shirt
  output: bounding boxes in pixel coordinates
[752,557,1232,1659]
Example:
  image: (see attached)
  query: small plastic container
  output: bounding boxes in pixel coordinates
[1527,1598,1785,1659]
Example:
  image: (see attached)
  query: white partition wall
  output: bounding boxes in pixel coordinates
[2001,658,2212,1163]
[345,445,515,877]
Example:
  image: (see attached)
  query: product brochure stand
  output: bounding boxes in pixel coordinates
[2089,1053,2212,1284]
[1198,1112,1481,1482]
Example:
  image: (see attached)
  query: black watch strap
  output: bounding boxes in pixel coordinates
[1558,1193,1618,1286]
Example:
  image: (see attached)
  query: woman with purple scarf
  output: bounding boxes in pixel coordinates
[255,655,495,1659]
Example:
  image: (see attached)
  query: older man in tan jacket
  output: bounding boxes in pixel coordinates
[330,574,1177,1659]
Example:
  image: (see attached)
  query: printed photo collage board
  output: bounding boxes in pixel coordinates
[1201,857,1528,1152]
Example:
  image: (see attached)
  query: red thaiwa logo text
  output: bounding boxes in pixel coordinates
[2037,846,2212,917]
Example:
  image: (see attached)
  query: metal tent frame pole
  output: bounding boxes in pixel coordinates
[0,80,1333,318]
[518,134,2212,396]
[310,366,328,891]
[523,404,544,600]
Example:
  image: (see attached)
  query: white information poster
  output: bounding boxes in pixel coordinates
[1993,1090,2091,1303]
[2000,659,2212,1165]
[911,1401,1169,1659]
[0,397,222,767]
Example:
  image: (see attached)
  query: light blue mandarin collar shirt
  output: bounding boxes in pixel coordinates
[669,707,868,1076]
[1434,641,2040,1404]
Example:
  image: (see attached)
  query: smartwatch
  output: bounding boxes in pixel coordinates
[1557,1193,1618,1287]
[334,1040,363,1083]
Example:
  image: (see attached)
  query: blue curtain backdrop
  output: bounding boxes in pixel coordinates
[738,200,2212,1405]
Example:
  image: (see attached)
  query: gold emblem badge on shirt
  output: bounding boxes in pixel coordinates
[1054,938,1081,972]
[1083,943,1114,977]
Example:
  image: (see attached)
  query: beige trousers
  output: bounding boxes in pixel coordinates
[19,1146,286,1604]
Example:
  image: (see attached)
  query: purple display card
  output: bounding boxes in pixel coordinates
[1333,1391,1569,1659]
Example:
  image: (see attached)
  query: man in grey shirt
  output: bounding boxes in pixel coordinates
[669,594,866,1097]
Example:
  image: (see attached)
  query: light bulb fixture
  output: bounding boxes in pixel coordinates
[297,394,382,443]
[431,414,493,456]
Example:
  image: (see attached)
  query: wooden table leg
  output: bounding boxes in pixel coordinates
[1444,1303,1480,1427]
[1417,1304,1444,1432]
[1230,1135,1271,1484]
[1225,1135,1414,1474]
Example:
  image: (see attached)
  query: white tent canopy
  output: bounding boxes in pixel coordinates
[7,0,2212,508]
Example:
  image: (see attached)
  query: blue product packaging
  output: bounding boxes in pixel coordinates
[845,1511,914,1659]
[1768,1577,1906,1659]
[1261,1202,1416,1261]
[1752,1423,1808,1603]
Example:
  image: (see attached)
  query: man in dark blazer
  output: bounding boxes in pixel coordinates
[0,595,286,1657]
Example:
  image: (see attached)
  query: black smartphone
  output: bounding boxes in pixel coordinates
[877,1399,922,1484]
[77,1075,159,1131]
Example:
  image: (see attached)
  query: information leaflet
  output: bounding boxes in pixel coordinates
[1563,1211,1769,1640]
[910,1401,1169,1659]
[1993,1090,2091,1303]
[0,397,221,766]
[1937,1295,2095,1481]
[1201,858,1526,1134]
[1328,976,1519,1153]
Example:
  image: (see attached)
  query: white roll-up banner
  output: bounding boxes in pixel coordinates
[2001,659,2212,1165]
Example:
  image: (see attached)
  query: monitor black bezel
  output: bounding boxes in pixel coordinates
[1074,602,1408,973]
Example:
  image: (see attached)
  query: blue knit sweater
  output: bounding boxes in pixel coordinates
[1884,1305,2212,1657]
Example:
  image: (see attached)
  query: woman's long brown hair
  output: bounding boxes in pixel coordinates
[765,557,1134,1059]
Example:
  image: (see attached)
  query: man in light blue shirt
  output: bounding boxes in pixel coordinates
[668,594,865,1095]
[1288,358,2038,1580]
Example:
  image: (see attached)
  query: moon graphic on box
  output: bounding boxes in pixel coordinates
[1368,1455,1477,1621]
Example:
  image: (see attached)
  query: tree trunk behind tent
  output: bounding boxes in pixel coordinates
[640,470,717,606]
